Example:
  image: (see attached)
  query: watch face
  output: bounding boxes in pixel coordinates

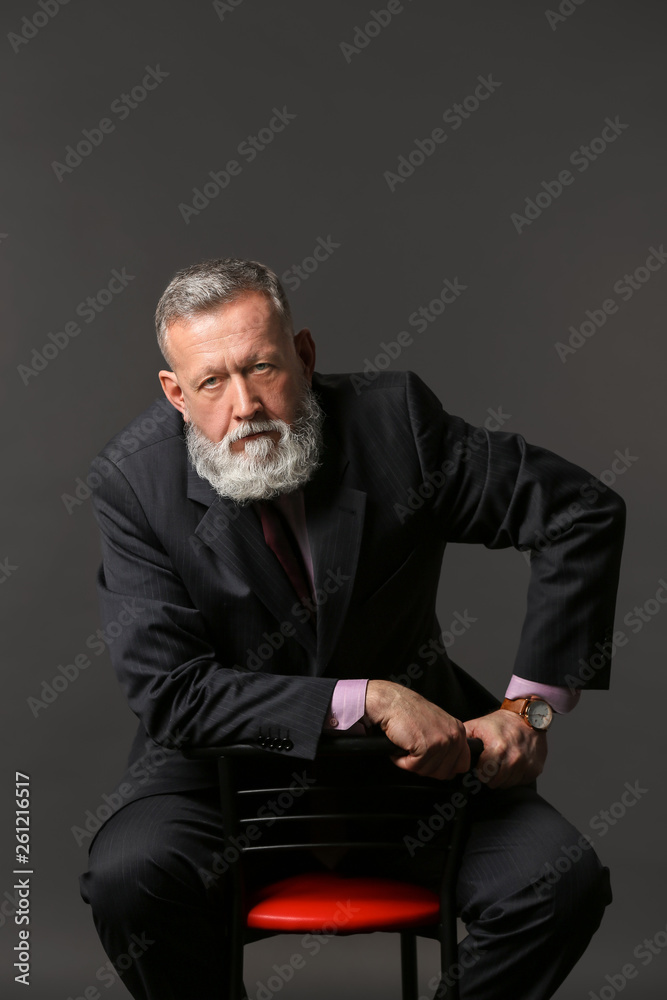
[525,700,553,730]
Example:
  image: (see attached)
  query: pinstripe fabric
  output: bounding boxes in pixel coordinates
[88,370,625,815]
[82,369,623,999]
[79,783,611,1000]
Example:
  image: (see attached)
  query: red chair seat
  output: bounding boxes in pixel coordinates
[246,872,441,932]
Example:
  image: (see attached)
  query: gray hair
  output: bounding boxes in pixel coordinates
[155,257,293,367]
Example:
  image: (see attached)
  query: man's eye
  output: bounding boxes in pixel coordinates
[253,363,272,372]
[202,376,218,387]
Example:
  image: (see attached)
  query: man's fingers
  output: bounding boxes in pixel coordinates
[393,754,453,780]
[464,711,548,789]
[392,734,470,781]
[479,745,545,789]
[475,750,503,789]
[377,690,470,780]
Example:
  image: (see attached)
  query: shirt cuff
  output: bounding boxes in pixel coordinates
[323,679,369,732]
[504,674,581,714]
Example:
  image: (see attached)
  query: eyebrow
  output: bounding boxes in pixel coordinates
[189,351,282,388]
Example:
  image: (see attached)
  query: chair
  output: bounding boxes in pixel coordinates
[189,734,483,1000]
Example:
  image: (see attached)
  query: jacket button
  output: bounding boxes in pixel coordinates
[283,739,294,751]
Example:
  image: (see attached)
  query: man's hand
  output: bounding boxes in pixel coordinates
[464,709,547,789]
[364,680,470,780]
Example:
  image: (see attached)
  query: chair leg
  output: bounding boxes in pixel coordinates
[225,888,246,1000]
[437,907,460,1000]
[436,795,473,1000]
[400,932,418,1000]
[229,924,246,1000]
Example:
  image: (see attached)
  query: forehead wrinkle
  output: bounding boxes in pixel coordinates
[168,292,293,380]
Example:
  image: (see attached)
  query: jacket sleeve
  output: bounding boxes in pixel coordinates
[403,371,626,691]
[90,455,336,759]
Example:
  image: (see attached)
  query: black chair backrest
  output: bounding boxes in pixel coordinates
[188,734,483,1000]
[213,735,483,864]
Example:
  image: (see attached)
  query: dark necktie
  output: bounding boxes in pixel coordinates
[259,500,342,865]
[257,501,314,619]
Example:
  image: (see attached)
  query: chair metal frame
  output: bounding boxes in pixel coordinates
[189,735,482,1000]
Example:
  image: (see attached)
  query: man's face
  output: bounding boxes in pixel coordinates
[159,290,316,445]
[159,291,322,503]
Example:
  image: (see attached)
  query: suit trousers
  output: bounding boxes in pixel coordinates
[79,781,611,1000]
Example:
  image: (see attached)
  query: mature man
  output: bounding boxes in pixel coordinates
[80,257,625,999]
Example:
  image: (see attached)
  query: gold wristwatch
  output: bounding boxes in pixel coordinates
[500,696,553,731]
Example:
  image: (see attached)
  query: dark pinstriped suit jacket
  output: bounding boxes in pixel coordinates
[90,370,625,807]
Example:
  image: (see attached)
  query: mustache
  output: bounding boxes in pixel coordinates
[227,420,284,444]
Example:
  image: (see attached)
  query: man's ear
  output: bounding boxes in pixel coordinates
[293,328,316,383]
[159,370,187,418]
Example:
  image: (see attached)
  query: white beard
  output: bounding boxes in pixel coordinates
[184,382,324,504]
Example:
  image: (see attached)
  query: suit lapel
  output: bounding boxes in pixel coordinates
[188,467,317,656]
[185,404,367,671]
[306,483,366,673]
[303,428,366,673]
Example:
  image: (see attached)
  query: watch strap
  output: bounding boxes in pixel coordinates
[501,697,531,718]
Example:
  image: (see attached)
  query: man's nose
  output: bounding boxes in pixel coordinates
[230,376,262,421]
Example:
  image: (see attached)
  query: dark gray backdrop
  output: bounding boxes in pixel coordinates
[2,1,665,997]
